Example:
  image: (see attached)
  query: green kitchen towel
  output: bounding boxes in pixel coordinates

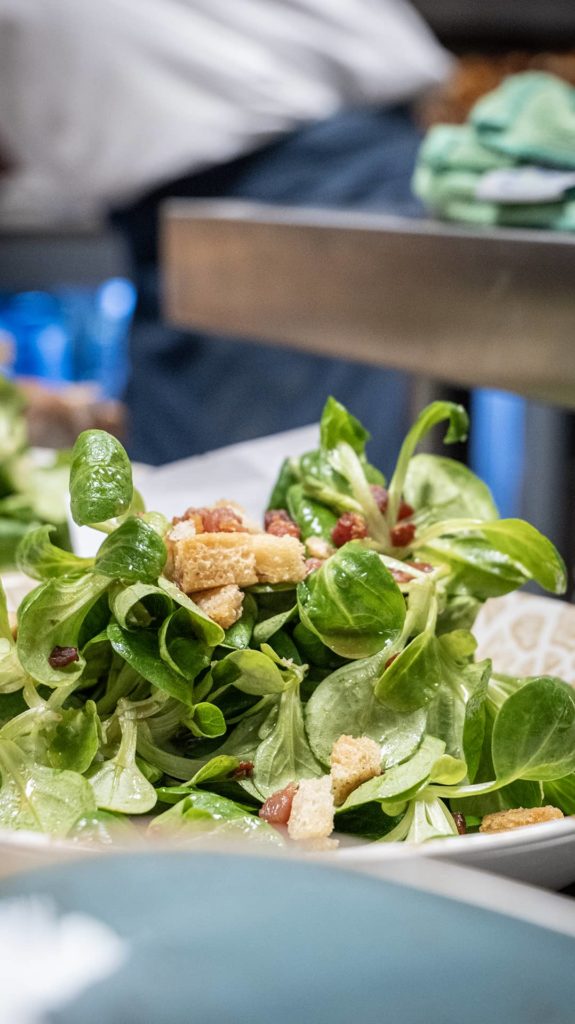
[472,72,575,169]
[413,73,575,230]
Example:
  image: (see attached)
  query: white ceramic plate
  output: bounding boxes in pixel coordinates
[3,448,575,889]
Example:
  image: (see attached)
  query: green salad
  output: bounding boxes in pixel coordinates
[0,397,574,847]
[0,376,69,568]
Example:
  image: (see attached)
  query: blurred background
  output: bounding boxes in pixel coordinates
[1,0,574,583]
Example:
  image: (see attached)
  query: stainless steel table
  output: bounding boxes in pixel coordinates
[162,200,575,409]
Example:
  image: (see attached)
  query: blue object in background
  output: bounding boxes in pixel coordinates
[0,279,136,397]
[1,292,73,381]
[60,278,136,399]
[470,389,526,518]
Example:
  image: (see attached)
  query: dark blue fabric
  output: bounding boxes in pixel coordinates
[113,105,424,471]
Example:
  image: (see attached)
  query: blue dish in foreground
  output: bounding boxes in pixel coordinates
[1,852,575,1024]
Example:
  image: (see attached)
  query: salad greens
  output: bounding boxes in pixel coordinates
[0,376,70,568]
[0,396,572,847]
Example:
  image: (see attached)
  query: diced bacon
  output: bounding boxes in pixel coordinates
[408,561,434,573]
[232,761,254,780]
[452,812,467,835]
[171,506,244,533]
[390,522,416,547]
[385,653,399,670]
[390,568,413,584]
[264,509,301,539]
[305,558,324,576]
[331,513,368,547]
[259,782,298,825]
[397,501,415,521]
[48,646,79,669]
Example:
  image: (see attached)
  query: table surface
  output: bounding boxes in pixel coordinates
[162,200,575,408]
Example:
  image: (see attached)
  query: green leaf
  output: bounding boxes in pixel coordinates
[0,578,12,641]
[155,754,241,803]
[544,774,575,815]
[286,484,338,542]
[70,429,133,527]
[0,739,96,836]
[306,650,426,769]
[426,631,490,781]
[148,789,282,844]
[87,715,157,814]
[107,622,194,707]
[109,580,173,630]
[267,458,300,511]
[158,577,225,647]
[47,701,100,773]
[16,524,94,581]
[319,396,371,454]
[297,542,406,659]
[186,702,227,739]
[158,608,212,682]
[340,736,446,811]
[17,573,111,687]
[212,649,287,696]
[95,517,167,583]
[253,682,322,798]
[404,454,498,524]
[374,632,441,713]
[252,605,297,645]
[388,402,468,524]
[492,676,575,784]
[417,520,567,597]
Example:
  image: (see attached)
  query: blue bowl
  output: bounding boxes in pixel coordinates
[2,852,574,1024]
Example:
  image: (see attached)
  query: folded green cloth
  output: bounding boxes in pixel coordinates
[472,72,575,170]
[413,72,575,230]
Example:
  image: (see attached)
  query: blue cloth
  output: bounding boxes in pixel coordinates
[113,105,424,473]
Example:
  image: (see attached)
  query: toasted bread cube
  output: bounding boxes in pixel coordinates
[479,805,563,834]
[169,532,257,592]
[288,776,335,842]
[330,735,382,805]
[190,584,244,629]
[251,533,306,584]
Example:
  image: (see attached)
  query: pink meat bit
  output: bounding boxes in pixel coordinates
[452,812,467,836]
[264,509,301,539]
[408,560,434,574]
[331,512,368,547]
[172,506,244,532]
[397,500,415,521]
[259,782,299,825]
[370,484,389,514]
[48,645,79,669]
[390,522,416,548]
[305,557,324,576]
[389,568,413,584]
[232,761,254,780]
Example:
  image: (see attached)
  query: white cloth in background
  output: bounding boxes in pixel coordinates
[0,0,450,222]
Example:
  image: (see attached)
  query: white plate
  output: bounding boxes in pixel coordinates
[3,533,575,888]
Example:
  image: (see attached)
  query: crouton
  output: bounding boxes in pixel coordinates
[190,584,244,629]
[330,735,382,806]
[250,533,306,584]
[479,805,564,834]
[287,776,335,842]
[168,532,258,593]
[305,537,334,561]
